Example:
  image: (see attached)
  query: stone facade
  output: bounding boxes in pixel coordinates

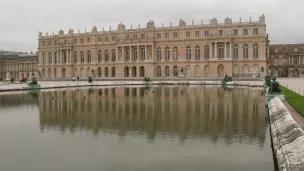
[38,15,268,79]
[0,51,38,80]
[269,44,304,78]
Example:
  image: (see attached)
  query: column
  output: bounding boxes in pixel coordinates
[209,43,212,58]
[215,43,217,58]
[129,46,132,61]
[116,47,118,61]
[152,44,154,61]
[145,45,147,61]
[229,42,232,58]
[224,42,227,58]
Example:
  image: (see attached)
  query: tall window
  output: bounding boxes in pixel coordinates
[98,37,101,42]
[133,35,137,40]
[80,38,84,44]
[173,32,177,38]
[87,51,91,63]
[48,53,52,64]
[253,44,259,58]
[54,52,57,63]
[141,34,145,39]
[105,37,108,42]
[294,56,299,65]
[133,48,138,60]
[173,47,178,61]
[105,67,109,77]
[186,31,191,38]
[173,66,178,76]
[253,28,258,35]
[233,29,238,35]
[63,51,67,63]
[165,33,169,39]
[73,39,78,44]
[112,36,116,41]
[204,45,209,59]
[42,53,46,64]
[165,66,170,76]
[195,31,200,37]
[74,51,78,63]
[126,48,130,60]
[243,29,248,35]
[81,51,84,63]
[157,66,161,77]
[112,49,116,61]
[165,47,170,61]
[233,44,239,59]
[105,50,109,62]
[111,67,116,77]
[157,47,161,61]
[204,30,209,36]
[243,44,248,59]
[87,38,91,43]
[218,44,224,58]
[186,46,191,60]
[195,45,200,60]
[141,48,145,60]
[157,33,161,39]
[219,30,223,36]
[98,50,102,63]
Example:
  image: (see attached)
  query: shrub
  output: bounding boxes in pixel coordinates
[88,76,93,83]
[10,78,14,83]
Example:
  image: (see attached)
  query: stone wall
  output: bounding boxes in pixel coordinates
[268,97,304,171]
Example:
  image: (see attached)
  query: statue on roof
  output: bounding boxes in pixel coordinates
[259,14,265,24]
[91,26,97,33]
[224,17,232,25]
[117,23,125,31]
[210,17,218,25]
[68,28,74,35]
[179,19,186,27]
[146,20,155,29]
[58,29,64,35]
[38,31,42,38]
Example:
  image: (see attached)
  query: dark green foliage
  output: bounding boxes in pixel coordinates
[10,78,14,83]
[281,86,304,116]
[28,78,38,85]
[88,76,93,83]
[144,77,151,82]
[223,74,232,82]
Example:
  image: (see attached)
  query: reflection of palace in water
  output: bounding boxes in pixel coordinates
[38,86,268,146]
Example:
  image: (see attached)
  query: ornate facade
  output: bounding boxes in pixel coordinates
[38,15,268,79]
[0,51,38,80]
[269,44,304,77]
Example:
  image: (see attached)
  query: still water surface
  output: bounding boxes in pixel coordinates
[0,86,273,171]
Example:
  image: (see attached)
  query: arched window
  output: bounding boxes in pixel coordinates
[173,66,178,76]
[87,51,91,63]
[157,47,161,61]
[165,66,170,76]
[112,49,116,61]
[111,67,115,77]
[173,47,178,61]
[98,50,102,63]
[98,67,102,77]
[80,51,84,63]
[42,53,46,64]
[54,68,57,78]
[48,53,52,64]
[195,45,200,60]
[243,64,249,76]
[233,65,239,77]
[233,44,239,59]
[253,44,259,58]
[63,51,67,63]
[139,66,145,77]
[105,67,109,77]
[282,56,287,66]
[218,44,224,58]
[186,46,191,60]
[54,52,57,63]
[133,47,137,60]
[74,51,78,63]
[132,66,137,77]
[185,65,191,76]
[204,45,209,59]
[243,44,248,59]
[125,48,130,60]
[105,50,109,62]
[141,48,145,60]
[195,65,200,77]
[157,66,161,77]
[124,66,129,77]
[165,47,170,61]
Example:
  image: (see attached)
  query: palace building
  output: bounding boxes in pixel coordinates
[37,15,268,79]
[269,44,304,78]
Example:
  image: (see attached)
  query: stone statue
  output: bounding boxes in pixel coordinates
[58,29,64,35]
[91,26,97,33]
[223,74,232,82]
[224,17,232,25]
[179,19,186,27]
[117,23,125,31]
[210,17,218,25]
[38,31,42,38]
[68,28,74,34]
[259,14,265,24]
[146,20,155,29]
[269,76,281,93]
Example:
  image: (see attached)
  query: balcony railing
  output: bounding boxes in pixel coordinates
[270,64,304,68]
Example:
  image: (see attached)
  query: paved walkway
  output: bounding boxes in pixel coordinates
[278,78,304,96]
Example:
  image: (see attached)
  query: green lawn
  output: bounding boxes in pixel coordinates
[280,85,304,116]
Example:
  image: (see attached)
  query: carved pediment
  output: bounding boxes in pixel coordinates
[224,17,232,25]
[146,20,155,29]
[117,23,126,31]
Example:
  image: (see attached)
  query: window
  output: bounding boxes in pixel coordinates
[157,33,161,39]
[105,50,109,62]
[54,52,57,63]
[253,28,258,35]
[87,38,91,43]
[243,29,248,35]
[48,41,52,46]
[74,51,78,63]
[112,36,116,41]
[165,47,170,61]
[156,66,161,77]
[218,44,224,58]
[81,38,84,44]
[87,51,91,63]
[64,40,67,44]
[282,57,287,66]
[186,46,191,60]
[133,47,138,60]
[253,44,259,58]
[81,51,84,62]
[195,45,200,60]
[133,35,137,40]
[73,39,78,44]
[157,47,161,61]
[186,31,191,38]
[111,67,116,77]
[112,49,116,61]
[141,48,145,60]
[126,35,130,40]
[233,44,239,59]
[233,29,238,35]
[195,31,200,37]
[173,66,178,77]
[105,37,108,42]
[173,47,178,61]
[165,33,169,39]
[98,37,101,42]
[141,34,145,39]
[105,67,109,77]
[204,45,209,59]
[204,30,209,36]
[48,53,52,64]
[54,40,57,45]
[219,30,223,36]
[98,50,102,63]
[243,44,248,59]
[165,66,170,76]
[173,32,177,38]
[42,41,45,46]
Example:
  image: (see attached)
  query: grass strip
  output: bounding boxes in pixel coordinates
[280,85,304,116]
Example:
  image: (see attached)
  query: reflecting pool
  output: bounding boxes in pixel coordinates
[0,86,274,171]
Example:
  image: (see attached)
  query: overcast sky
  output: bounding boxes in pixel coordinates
[0,0,303,52]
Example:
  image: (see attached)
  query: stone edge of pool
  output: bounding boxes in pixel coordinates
[268,97,304,171]
[0,81,264,92]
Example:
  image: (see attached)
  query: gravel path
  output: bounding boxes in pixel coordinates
[283,101,304,129]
